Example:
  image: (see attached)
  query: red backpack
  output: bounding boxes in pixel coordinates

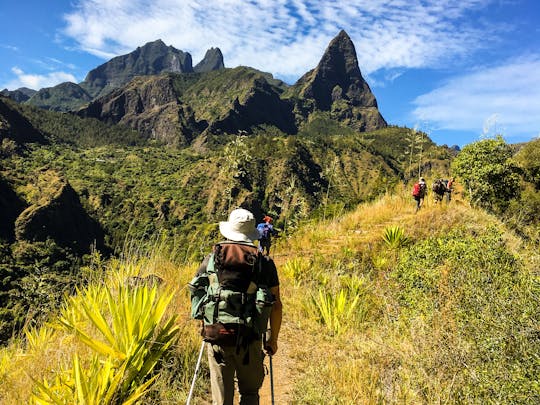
[412,182,421,197]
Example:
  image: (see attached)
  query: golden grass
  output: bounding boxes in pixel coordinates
[273,187,539,404]
[1,186,537,404]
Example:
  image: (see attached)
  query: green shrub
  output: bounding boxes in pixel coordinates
[392,226,540,403]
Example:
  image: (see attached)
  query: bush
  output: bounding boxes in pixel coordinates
[392,226,540,403]
[452,136,521,212]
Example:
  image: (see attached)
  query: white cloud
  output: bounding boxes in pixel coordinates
[4,67,77,90]
[61,0,496,82]
[412,58,540,138]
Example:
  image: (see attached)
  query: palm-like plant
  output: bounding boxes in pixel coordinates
[32,284,179,404]
[382,225,409,249]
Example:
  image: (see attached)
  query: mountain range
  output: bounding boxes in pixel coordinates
[2,30,386,147]
[0,30,451,257]
[0,30,457,342]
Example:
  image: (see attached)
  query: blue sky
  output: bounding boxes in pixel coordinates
[1,0,539,147]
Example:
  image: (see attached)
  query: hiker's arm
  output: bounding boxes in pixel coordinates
[267,285,282,355]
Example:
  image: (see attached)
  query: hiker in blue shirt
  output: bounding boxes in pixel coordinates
[257,215,276,255]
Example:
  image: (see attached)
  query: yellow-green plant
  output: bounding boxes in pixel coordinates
[312,288,360,336]
[382,225,409,249]
[282,257,311,285]
[32,355,153,405]
[32,283,179,404]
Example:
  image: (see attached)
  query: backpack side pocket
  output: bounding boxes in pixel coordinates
[188,272,209,320]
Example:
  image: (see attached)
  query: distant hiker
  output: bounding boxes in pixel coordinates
[189,208,282,405]
[412,177,427,212]
[257,215,277,256]
[432,179,447,204]
[445,177,455,203]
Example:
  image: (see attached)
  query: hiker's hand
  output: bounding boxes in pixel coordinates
[265,339,278,355]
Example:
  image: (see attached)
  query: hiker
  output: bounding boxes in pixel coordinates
[445,177,455,203]
[432,179,446,204]
[190,208,282,405]
[412,177,427,212]
[257,215,277,255]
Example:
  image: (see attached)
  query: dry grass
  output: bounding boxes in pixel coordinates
[1,187,537,404]
[273,187,539,404]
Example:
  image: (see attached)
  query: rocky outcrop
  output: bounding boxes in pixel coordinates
[80,39,194,99]
[14,172,105,254]
[0,97,47,144]
[26,82,92,112]
[78,67,297,145]
[1,87,36,103]
[207,76,296,135]
[292,30,387,131]
[194,48,225,73]
[77,74,203,146]
[0,177,26,241]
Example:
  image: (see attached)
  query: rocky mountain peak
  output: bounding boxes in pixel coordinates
[80,39,194,98]
[293,30,386,131]
[194,47,225,73]
[296,30,376,110]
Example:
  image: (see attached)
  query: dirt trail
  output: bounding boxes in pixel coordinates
[259,322,295,404]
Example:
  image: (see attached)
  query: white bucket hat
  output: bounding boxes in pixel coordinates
[219,208,260,242]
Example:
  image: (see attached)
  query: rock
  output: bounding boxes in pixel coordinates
[194,48,225,73]
[293,30,387,131]
[14,172,105,254]
[77,74,203,146]
[80,39,194,98]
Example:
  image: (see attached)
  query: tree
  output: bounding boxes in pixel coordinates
[514,137,540,190]
[451,136,520,212]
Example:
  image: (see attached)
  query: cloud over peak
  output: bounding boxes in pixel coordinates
[62,0,497,82]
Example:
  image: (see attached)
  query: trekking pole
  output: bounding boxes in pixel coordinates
[269,351,275,405]
[186,341,205,405]
[264,331,275,405]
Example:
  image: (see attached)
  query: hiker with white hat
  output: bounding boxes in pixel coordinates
[189,208,282,405]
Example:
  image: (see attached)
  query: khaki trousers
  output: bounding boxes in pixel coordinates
[207,340,265,405]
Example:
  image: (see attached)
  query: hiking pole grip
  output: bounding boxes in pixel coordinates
[186,341,206,405]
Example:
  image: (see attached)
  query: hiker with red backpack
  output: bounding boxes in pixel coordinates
[412,177,427,212]
[189,208,282,405]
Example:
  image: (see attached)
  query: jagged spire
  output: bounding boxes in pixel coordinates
[296,30,377,110]
[194,48,225,73]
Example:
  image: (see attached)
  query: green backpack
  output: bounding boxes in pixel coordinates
[189,241,274,347]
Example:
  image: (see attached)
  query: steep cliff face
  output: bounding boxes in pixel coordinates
[78,67,297,145]
[194,48,225,73]
[0,97,47,144]
[14,172,105,254]
[80,39,194,98]
[77,74,203,146]
[292,30,387,131]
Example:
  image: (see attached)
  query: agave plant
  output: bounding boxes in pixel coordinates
[32,283,179,404]
[312,288,360,336]
[382,225,409,249]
